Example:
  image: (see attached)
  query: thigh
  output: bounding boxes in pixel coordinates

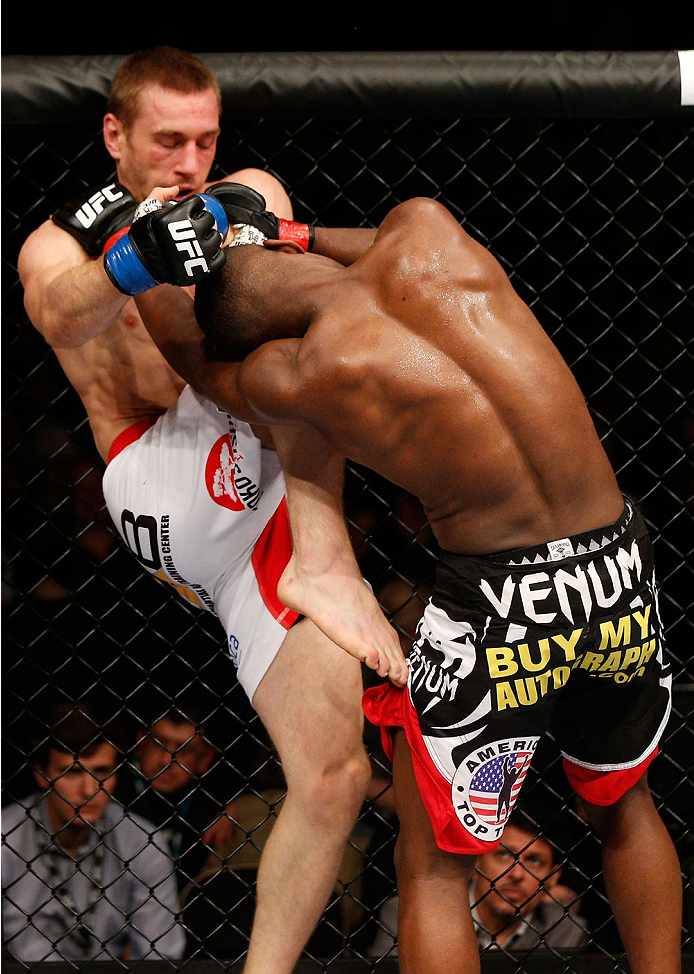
[252,618,366,776]
[392,730,476,880]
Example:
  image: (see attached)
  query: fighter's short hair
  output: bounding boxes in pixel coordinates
[107,46,221,130]
[195,245,282,362]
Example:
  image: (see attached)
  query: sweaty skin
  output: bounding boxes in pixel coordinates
[203,197,624,556]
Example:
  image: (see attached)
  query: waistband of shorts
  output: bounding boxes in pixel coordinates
[107,415,160,465]
[479,497,634,567]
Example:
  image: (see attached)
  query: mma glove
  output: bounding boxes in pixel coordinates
[52,182,138,257]
[205,181,315,252]
[103,194,229,295]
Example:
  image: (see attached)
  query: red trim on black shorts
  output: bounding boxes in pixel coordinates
[251,497,299,630]
[563,748,659,806]
[363,682,498,855]
[107,415,159,465]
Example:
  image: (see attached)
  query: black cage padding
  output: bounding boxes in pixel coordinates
[3,51,692,123]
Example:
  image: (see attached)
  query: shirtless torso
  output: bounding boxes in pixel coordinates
[210,196,624,555]
[18,169,287,463]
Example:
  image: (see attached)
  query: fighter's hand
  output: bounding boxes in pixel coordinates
[205,181,315,252]
[52,181,138,257]
[103,186,229,295]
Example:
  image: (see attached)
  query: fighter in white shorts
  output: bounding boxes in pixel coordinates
[102,385,298,702]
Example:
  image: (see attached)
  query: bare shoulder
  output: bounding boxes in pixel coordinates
[211,168,292,219]
[18,217,90,286]
[377,197,463,237]
[367,197,505,292]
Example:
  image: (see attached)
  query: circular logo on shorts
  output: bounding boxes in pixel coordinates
[451,737,538,843]
[205,435,245,511]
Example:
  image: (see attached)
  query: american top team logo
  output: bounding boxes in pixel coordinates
[451,738,538,842]
[205,435,245,511]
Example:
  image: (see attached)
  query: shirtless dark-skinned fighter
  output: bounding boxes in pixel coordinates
[137,190,679,974]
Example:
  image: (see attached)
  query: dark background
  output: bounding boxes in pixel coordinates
[3,8,694,57]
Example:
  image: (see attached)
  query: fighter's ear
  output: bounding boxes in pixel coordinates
[103,113,124,161]
[263,238,305,255]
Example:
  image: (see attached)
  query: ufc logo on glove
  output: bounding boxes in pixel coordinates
[167,219,209,277]
[104,194,228,295]
[74,184,126,229]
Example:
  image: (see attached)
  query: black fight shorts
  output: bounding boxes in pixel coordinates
[363,498,672,854]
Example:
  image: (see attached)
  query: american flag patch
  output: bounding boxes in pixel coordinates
[469,751,532,825]
[451,738,538,843]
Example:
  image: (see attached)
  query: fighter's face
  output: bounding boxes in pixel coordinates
[106,83,220,202]
[35,744,118,831]
[473,824,558,919]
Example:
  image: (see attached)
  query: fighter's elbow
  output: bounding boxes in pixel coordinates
[28,304,84,349]
[236,345,302,424]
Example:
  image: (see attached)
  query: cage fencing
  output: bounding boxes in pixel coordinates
[2,51,693,972]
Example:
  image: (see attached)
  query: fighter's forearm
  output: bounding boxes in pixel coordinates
[311,227,377,266]
[135,284,260,423]
[135,285,203,383]
[24,256,130,350]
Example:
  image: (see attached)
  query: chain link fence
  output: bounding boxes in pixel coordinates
[2,52,693,971]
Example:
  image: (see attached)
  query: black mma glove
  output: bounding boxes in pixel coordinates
[103,194,229,295]
[52,182,137,257]
[206,181,315,252]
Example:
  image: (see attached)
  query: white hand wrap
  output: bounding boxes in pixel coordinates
[229,224,267,248]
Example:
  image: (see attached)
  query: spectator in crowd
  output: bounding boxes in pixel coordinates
[118,697,240,891]
[369,809,588,957]
[1,703,185,962]
[470,810,589,950]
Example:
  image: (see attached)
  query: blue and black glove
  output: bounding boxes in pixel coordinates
[103,194,229,295]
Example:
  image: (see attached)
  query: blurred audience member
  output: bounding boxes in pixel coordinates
[369,809,588,957]
[118,697,239,890]
[2,703,185,962]
[470,810,589,950]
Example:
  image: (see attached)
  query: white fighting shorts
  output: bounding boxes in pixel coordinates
[102,386,298,702]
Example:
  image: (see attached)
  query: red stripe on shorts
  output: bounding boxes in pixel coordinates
[563,748,658,806]
[363,682,500,855]
[251,497,299,630]
[107,415,159,464]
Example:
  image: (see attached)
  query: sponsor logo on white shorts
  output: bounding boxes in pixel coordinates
[228,634,240,667]
[205,431,263,512]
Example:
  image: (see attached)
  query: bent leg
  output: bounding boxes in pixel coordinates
[392,730,481,974]
[243,618,371,974]
[582,772,682,974]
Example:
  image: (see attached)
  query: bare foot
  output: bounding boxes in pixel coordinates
[278,555,408,686]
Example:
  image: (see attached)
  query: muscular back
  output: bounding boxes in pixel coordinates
[244,199,623,554]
